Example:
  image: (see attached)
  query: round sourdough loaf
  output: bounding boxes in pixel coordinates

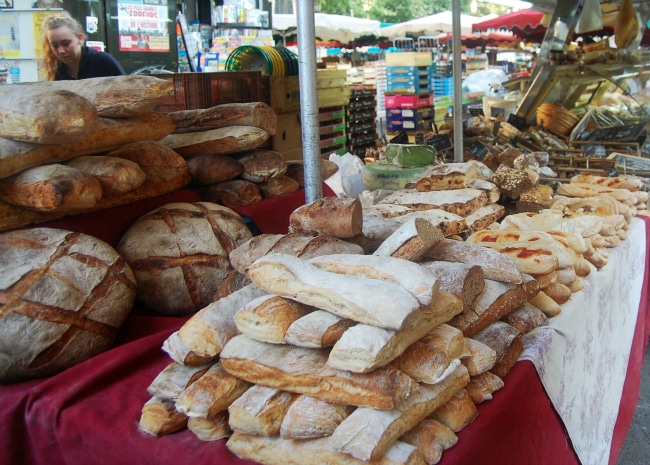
[117,202,253,316]
[0,227,136,384]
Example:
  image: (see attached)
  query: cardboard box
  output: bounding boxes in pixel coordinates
[387,107,433,120]
[269,75,301,113]
[385,94,434,109]
[272,112,302,155]
[385,52,433,67]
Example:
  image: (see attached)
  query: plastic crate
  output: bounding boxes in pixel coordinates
[433,77,454,97]
[154,71,267,112]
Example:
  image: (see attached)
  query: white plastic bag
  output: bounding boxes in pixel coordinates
[325,152,366,199]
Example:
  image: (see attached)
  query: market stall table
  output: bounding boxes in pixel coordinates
[0,191,648,465]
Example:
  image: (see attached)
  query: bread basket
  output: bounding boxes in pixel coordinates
[536,103,580,137]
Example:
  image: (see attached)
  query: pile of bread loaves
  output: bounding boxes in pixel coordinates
[0,76,328,232]
[138,160,645,464]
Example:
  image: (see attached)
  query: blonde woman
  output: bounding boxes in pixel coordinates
[40,12,125,80]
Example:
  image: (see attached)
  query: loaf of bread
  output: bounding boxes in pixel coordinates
[187,411,231,442]
[43,75,175,117]
[400,419,458,465]
[65,155,147,195]
[257,175,300,199]
[284,310,356,348]
[138,396,188,437]
[428,388,478,432]
[411,162,479,191]
[174,284,267,363]
[198,179,263,206]
[500,302,548,335]
[289,197,363,238]
[390,341,458,385]
[117,202,253,315]
[146,361,211,401]
[219,334,415,410]
[227,432,427,465]
[246,253,422,331]
[419,261,485,313]
[162,332,217,366]
[379,188,488,217]
[424,239,522,284]
[166,102,277,135]
[0,164,103,212]
[420,323,471,360]
[285,159,339,188]
[229,233,364,274]
[472,321,522,378]
[0,112,175,180]
[466,371,504,404]
[372,217,444,261]
[228,385,296,436]
[0,227,136,384]
[463,204,505,236]
[0,87,98,144]
[280,395,354,439]
[236,149,287,183]
[327,292,462,373]
[159,126,270,158]
[234,294,315,344]
[213,269,251,301]
[462,338,497,376]
[186,154,243,185]
[308,253,440,307]
[328,365,469,461]
[448,278,529,337]
[175,363,251,419]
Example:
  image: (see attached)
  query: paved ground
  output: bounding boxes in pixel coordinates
[616,341,650,465]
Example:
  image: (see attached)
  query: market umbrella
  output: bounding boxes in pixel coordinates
[380,11,482,39]
[273,13,381,44]
[472,9,547,42]
[436,30,522,47]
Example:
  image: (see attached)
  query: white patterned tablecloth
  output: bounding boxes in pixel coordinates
[520,217,646,465]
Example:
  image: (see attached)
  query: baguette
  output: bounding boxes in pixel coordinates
[390,342,459,385]
[328,365,469,461]
[246,254,422,331]
[175,363,252,419]
[327,292,462,373]
[187,411,231,441]
[167,102,277,135]
[428,388,478,432]
[228,385,296,436]
[146,362,212,402]
[235,294,315,344]
[220,334,415,410]
[159,126,270,157]
[161,332,217,366]
[227,433,427,465]
[308,253,439,307]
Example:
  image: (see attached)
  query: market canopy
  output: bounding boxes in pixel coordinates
[472,9,548,42]
[380,11,484,40]
[436,30,522,47]
[272,13,382,44]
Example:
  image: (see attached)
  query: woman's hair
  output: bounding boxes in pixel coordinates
[39,11,84,81]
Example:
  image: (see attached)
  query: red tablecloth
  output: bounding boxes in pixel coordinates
[1,195,648,465]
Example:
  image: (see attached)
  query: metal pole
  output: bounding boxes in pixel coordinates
[296,0,323,202]
[451,0,463,162]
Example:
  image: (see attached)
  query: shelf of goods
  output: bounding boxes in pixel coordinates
[346,87,378,158]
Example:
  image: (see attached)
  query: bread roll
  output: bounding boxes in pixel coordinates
[285,159,339,187]
[162,331,217,366]
[390,341,457,385]
[420,323,471,360]
[400,419,458,465]
[466,371,504,404]
[462,338,497,376]
[472,321,522,378]
[500,302,548,335]
[146,362,211,401]
[198,179,262,206]
[257,175,300,198]
[187,411,231,441]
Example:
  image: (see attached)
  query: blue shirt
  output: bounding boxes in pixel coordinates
[55,46,126,80]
